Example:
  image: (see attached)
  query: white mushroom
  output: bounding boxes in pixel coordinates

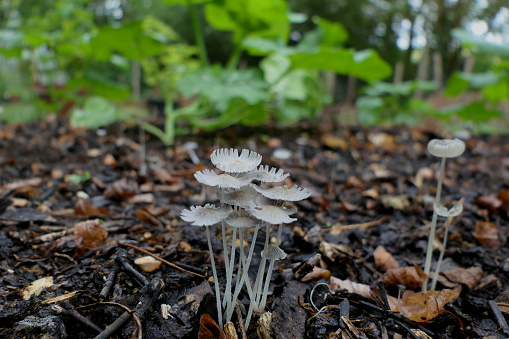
[180,204,231,226]
[253,184,311,201]
[221,185,258,208]
[433,202,463,218]
[427,138,465,158]
[211,148,262,173]
[250,165,290,183]
[261,244,287,260]
[194,169,252,188]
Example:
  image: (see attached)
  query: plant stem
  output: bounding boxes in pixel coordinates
[186,0,208,66]
[423,157,446,292]
[226,33,244,71]
[206,226,223,329]
[431,216,452,290]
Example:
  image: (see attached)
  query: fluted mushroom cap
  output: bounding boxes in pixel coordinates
[221,185,258,208]
[194,169,252,188]
[427,139,465,158]
[261,244,286,260]
[254,184,310,201]
[434,199,464,218]
[225,211,261,228]
[180,204,231,226]
[210,148,262,173]
[250,165,290,183]
[249,199,297,224]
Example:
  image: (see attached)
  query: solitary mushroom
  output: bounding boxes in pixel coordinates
[423,138,465,292]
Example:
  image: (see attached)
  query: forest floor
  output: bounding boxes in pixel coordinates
[1,116,509,339]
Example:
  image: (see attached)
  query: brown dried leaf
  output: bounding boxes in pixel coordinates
[474,221,501,248]
[74,199,109,216]
[73,219,107,248]
[2,177,43,191]
[102,153,118,168]
[441,267,483,290]
[104,178,135,202]
[198,314,226,339]
[399,289,460,322]
[497,188,509,210]
[154,168,179,185]
[137,207,163,227]
[330,276,372,299]
[373,246,400,272]
[301,267,331,282]
[476,195,502,213]
[380,264,428,290]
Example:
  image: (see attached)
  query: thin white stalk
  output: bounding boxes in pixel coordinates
[258,223,284,309]
[245,223,271,328]
[206,226,223,329]
[222,226,237,309]
[431,216,452,290]
[423,157,446,292]
[225,225,260,322]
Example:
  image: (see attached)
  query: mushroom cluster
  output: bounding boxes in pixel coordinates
[180,148,310,328]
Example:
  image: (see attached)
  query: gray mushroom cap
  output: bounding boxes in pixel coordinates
[433,201,463,218]
[194,169,252,188]
[180,204,231,226]
[261,244,287,260]
[427,138,465,158]
[210,148,262,173]
[253,184,311,201]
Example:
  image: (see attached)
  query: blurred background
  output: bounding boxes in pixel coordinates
[0,0,508,142]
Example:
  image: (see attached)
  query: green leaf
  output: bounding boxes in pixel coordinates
[242,37,295,56]
[177,67,269,107]
[204,0,290,42]
[482,78,509,103]
[454,101,503,123]
[90,21,165,61]
[445,71,499,97]
[70,96,117,129]
[0,103,40,123]
[313,17,348,47]
[452,29,509,57]
[290,47,391,82]
[162,0,212,4]
[260,54,290,84]
[355,96,383,126]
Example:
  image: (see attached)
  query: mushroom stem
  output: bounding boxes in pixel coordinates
[206,226,223,329]
[226,225,259,323]
[222,226,237,309]
[258,223,284,310]
[431,215,452,291]
[423,156,446,292]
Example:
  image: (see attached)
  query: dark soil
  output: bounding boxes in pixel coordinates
[1,117,509,339]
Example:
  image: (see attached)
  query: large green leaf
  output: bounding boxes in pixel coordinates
[90,21,165,61]
[454,101,503,123]
[299,16,348,50]
[290,47,391,82]
[452,29,509,57]
[260,53,290,84]
[162,0,212,4]
[445,71,500,97]
[482,78,509,103]
[70,96,117,129]
[242,38,295,56]
[205,0,290,42]
[177,67,269,108]
[356,96,383,126]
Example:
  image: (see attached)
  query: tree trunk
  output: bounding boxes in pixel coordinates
[433,51,443,92]
[414,42,429,99]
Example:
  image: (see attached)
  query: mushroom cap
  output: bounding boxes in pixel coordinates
[427,138,465,158]
[210,148,262,173]
[253,184,311,201]
[250,165,290,183]
[249,202,297,224]
[433,201,463,218]
[194,169,252,188]
[225,211,261,228]
[180,204,231,226]
[261,244,287,260]
[221,185,258,208]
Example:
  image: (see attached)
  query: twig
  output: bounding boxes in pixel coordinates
[116,249,149,287]
[51,303,102,334]
[119,242,205,279]
[90,302,141,339]
[323,217,387,233]
[293,253,321,281]
[489,300,509,337]
[99,261,120,300]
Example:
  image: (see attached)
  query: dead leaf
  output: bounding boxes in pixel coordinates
[441,267,483,290]
[74,199,109,216]
[23,276,54,300]
[322,135,348,150]
[137,207,163,227]
[476,195,502,213]
[319,242,354,262]
[103,153,118,168]
[198,314,226,339]
[2,177,43,191]
[399,289,460,322]
[474,221,501,248]
[380,264,428,290]
[73,219,107,254]
[104,178,136,202]
[414,167,433,188]
[329,276,372,299]
[374,246,400,272]
[301,267,331,282]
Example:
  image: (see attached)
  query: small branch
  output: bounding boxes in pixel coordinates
[119,242,205,279]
